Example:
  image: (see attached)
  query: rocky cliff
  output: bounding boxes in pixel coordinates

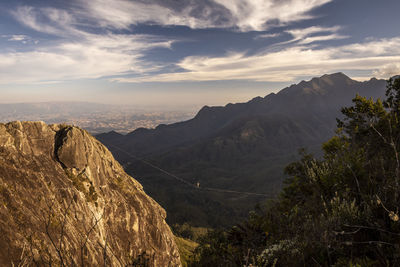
[0,121,181,266]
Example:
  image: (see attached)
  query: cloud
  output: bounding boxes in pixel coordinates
[114,37,400,83]
[0,32,173,84]
[77,0,332,31]
[1,5,175,84]
[3,1,338,85]
[284,26,348,44]
[213,0,332,31]
[6,1,396,86]
[12,7,69,36]
[12,6,91,38]
[7,35,28,41]
[254,26,348,48]
[1,34,38,44]
[0,41,157,85]
[80,0,199,30]
[254,33,281,40]
[287,26,340,39]
[373,63,400,78]
[298,33,348,44]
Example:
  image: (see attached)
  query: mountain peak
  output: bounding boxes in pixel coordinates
[194,105,225,119]
[321,72,349,79]
[279,72,357,96]
[320,72,354,84]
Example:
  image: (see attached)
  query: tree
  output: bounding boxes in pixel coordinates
[258,76,400,265]
[191,76,400,266]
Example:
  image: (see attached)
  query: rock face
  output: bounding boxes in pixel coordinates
[0,121,181,266]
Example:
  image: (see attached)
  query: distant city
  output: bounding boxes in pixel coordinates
[0,102,197,134]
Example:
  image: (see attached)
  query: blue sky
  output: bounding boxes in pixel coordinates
[1,0,400,107]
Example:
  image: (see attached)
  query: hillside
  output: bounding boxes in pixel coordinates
[189,77,400,266]
[97,73,387,227]
[99,73,384,156]
[0,121,181,266]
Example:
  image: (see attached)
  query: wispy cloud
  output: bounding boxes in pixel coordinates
[284,26,348,44]
[1,34,38,44]
[298,34,348,44]
[1,5,174,84]
[373,63,400,78]
[12,7,71,36]
[114,37,400,83]
[213,0,332,31]
[0,33,172,84]
[254,33,281,40]
[7,35,28,41]
[5,0,397,86]
[287,26,340,40]
[78,0,333,31]
[2,0,338,85]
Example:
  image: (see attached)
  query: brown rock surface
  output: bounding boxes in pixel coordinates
[0,121,181,266]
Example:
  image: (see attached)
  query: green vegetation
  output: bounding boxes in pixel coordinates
[65,170,98,205]
[172,223,209,266]
[128,136,304,228]
[100,73,386,228]
[190,77,400,266]
[172,223,209,241]
[175,236,198,267]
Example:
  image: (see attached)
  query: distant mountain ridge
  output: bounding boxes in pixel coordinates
[99,73,385,157]
[97,73,387,227]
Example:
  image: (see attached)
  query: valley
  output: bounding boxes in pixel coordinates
[0,73,397,266]
[97,73,387,227]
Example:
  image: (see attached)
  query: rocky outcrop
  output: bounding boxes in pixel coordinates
[0,121,181,266]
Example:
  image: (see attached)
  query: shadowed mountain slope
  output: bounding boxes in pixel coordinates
[99,73,384,157]
[97,73,387,227]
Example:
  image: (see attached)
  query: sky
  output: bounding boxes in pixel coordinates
[0,0,400,108]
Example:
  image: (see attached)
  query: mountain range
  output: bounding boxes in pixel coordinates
[97,73,387,227]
